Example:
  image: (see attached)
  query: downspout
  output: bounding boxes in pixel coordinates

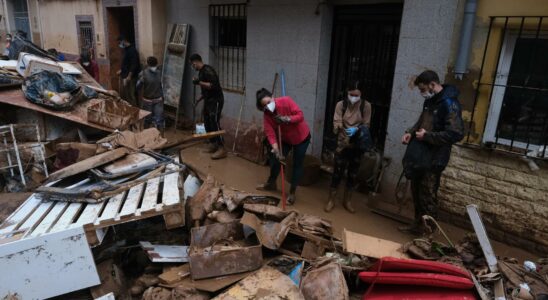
[453,0,478,79]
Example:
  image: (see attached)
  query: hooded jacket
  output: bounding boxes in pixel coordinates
[408,84,464,170]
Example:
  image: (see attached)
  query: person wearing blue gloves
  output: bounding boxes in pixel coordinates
[325,81,372,213]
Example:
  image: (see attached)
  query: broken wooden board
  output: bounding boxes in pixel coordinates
[158,264,190,284]
[46,147,129,182]
[0,88,149,132]
[342,228,407,259]
[466,204,498,273]
[0,226,100,299]
[0,161,185,247]
[140,241,189,263]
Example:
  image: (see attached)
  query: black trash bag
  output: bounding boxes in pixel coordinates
[7,34,55,60]
[22,70,98,110]
[402,138,432,180]
[350,124,373,153]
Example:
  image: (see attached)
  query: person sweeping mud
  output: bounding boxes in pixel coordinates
[399,70,464,234]
[325,82,372,213]
[255,88,311,205]
[190,53,227,160]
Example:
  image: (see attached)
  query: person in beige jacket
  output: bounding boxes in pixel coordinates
[325,82,372,213]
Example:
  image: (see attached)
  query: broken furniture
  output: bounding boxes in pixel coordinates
[0,123,49,186]
[189,220,263,280]
[0,157,185,246]
[0,226,100,299]
[87,100,141,130]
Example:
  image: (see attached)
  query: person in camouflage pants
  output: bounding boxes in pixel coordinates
[400,70,464,234]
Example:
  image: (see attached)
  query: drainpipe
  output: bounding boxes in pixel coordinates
[454,0,478,80]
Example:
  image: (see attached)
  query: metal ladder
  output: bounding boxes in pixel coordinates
[0,124,48,186]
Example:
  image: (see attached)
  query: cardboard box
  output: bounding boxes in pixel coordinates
[189,220,263,280]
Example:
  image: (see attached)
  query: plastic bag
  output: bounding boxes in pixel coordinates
[22,70,97,110]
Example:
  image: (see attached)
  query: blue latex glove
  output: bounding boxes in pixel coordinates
[345,127,358,137]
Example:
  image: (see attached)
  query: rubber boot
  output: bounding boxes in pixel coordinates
[160,127,165,138]
[324,188,337,212]
[287,192,296,206]
[256,180,277,191]
[204,143,218,153]
[397,222,422,235]
[342,188,355,213]
[211,146,227,159]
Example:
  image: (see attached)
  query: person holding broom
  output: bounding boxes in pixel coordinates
[255,88,311,205]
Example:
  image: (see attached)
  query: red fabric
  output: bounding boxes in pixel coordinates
[363,285,478,300]
[368,257,470,279]
[78,58,100,82]
[263,96,310,146]
[358,272,474,289]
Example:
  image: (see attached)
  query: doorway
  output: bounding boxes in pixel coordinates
[323,4,403,156]
[106,6,135,91]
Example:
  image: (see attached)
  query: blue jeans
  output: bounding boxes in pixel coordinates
[142,98,164,129]
[268,135,310,193]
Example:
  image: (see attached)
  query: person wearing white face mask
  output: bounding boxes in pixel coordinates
[137,56,165,136]
[116,35,141,107]
[325,81,372,213]
[255,88,311,205]
[78,51,99,82]
[399,70,464,235]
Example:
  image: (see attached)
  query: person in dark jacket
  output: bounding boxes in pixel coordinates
[190,53,226,160]
[400,70,464,234]
[137,56,164,135]
[116,36,141,107]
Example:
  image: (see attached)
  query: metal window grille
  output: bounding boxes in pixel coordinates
[467,16,548,159]
[209,4,246,93]
[78,21,95,54]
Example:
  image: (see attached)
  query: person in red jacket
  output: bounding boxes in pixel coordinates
[255,88,311,205]
[78,51,100,82]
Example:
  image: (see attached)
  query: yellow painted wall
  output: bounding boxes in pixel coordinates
[458,0,548,143]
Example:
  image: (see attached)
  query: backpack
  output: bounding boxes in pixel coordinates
[402,138,432,179]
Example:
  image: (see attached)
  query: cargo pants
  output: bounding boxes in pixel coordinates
[410,171,442,221]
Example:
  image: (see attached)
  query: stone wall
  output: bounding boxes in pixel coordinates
[439,145,548,254]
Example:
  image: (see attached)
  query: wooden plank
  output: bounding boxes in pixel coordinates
[0,194,42,235]
[0,88,149,133]
[119,183,144,219]
[16,201,55,234]
[342,229,407,259]
[140,177,160,214]
[466,204,498,273]
[162,162,180,207]
[75,202,107,226]
[0,226,100,299]
[29,202,68,237]
[96,193,125,225]
[45,147,129,182]
[50,202,84,232]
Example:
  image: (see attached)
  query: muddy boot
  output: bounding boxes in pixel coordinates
[256,180,277,191]
[160,127,165,138]
[342,188,355,213]
[324,188,337,212]
[287,192,296,206]
[204,143,218,153]
[211,146,227,159]
[398,222,422,235]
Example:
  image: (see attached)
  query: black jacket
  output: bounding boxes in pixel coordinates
[408,85,464,170]
[121,45,141,79]
[198,64,223,100]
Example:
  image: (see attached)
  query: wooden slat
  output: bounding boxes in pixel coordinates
[50,202,84,232]
[16,201,56,234]
[0,194,42,235]
[140,177,160,214]
[75,202,106,226]
[162,163,180,206]
[28,202,68,237]
[119,183,144,218]
[96,193,125,225]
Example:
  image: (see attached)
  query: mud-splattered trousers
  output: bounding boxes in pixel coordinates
[330,147,362,189]
[411,171,441,220]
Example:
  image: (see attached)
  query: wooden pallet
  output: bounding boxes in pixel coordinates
[0,161,184,246]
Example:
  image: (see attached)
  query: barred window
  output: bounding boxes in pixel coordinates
[209,4,246,93]
[468,16,548,158]
[76,16,95,55]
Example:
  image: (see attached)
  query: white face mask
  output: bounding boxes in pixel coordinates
[119,42,125,49]
[82,62,90,67]
[348,95,360,104]
[266,101,275,113]
[421,91,435,99]
[150,66,157,72]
